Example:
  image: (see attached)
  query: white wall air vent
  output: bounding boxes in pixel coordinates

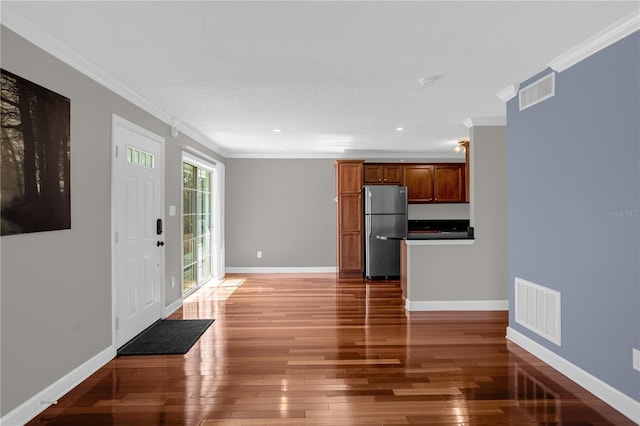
[519,73,555,111]
[515,277,561,345]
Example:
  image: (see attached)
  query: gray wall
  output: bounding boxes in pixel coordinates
[407,125,508,302]
[507,32,639,401]
[225,159,336,269]
[0,26,223,416]
[223,159,470,270]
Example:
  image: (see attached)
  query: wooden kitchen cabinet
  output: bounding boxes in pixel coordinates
[363,164,403,185]
[403,163,466,203]
[434,164,465,202]
[338,161,363,193]
[335,160,364,277]
[404,165,434,202]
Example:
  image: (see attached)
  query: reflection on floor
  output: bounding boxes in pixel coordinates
[27,273,633,425]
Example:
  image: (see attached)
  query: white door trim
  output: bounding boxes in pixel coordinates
[181,151,217,297]
[111,114,165,349]
[180,147,225,281]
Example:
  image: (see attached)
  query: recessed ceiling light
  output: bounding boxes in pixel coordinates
[273,129,282,133]
[395,127,404,132]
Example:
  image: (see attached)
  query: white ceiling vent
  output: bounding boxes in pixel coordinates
[519,73,555,111]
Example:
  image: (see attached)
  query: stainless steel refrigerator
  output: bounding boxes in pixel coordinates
[364,185,408,279]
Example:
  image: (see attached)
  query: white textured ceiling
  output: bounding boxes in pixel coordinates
[3,1,638,158]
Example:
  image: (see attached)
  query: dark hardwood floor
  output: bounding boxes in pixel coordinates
[28,274,632,425]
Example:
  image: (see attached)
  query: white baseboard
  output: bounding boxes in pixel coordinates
[225,267,337,274]
[506,327,640,424]
[0,346,114,426]
[163,297,183,318]
[405,299,508,311]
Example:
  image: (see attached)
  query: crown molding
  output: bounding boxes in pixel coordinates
[463,117,506,128]
[547,9,640,73]
[226,150,464,160]
[223,152,343,159]
[175,122,228,157]
[496,84,520,102]
[0,5,225,157]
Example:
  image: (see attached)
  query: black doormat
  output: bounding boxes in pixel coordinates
[117,319,214,356]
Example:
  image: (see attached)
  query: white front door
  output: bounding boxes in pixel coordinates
[112,116,164,348]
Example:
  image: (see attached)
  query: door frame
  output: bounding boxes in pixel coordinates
[180,148,225,297]
[110,114,166,351]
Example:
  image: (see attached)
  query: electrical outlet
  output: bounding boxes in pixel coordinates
[257,251,262,259]
[633,348,640,372]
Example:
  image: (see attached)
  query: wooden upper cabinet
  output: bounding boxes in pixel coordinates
[363,164,403,185]
[434,164,465,202]
[403,163,466,203]
[363,165,383,184]
[337,161,364,194]
[404,165,434,203]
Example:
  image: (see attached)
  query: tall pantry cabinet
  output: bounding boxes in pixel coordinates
[335,160,364,277]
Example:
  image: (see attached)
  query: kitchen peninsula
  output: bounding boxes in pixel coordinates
[402,125,507,312]
[400,236,475,309]
[399,218,475,308]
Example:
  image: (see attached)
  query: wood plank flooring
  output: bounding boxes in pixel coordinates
[28,274,633,425]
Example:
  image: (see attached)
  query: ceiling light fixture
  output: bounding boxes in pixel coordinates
[419,75,443,87]
[273,129,282,133]
[395,127,404,132]
[453,138,469,153]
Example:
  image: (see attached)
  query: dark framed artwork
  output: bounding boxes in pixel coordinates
[1,69,71,236]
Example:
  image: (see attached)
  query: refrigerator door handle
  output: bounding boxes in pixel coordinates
[365,188,372,238]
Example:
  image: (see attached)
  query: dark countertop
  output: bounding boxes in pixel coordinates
[376,231,474,241]
[407,231,473,240]
[406,219,473,240]
[408,219,470,232]
[376,219,474,241]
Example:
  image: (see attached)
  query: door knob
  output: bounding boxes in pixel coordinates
[157,241,165,247]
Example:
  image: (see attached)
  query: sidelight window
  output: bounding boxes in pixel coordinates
[182,161,213,295]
